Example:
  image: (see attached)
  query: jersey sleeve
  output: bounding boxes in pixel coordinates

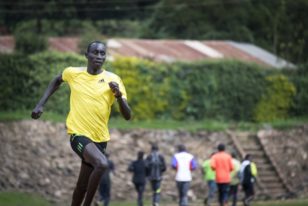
[62,67,73,82]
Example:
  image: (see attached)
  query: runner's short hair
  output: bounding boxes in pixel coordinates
[87,40,105,52]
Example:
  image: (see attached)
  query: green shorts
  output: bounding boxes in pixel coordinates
[70,134,107,162]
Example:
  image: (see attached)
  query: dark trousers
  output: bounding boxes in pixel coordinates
[242,183,254,206]
[99,182,111,206]
[217,183,230,206]
[206,180,217,205]
[229,184,238,206]
[151,180,161,205]
[134,183,145,206]
[176,181,190,206]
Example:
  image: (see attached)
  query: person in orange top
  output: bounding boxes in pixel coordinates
[211,143,234,206]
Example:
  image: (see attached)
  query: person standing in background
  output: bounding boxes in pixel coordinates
[172,144,198,206]
[202,152,216,206]
[128,151,147,206]
[211,143,234,206]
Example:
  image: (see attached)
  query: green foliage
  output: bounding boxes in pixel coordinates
[286,64,308,116]
[95,20,142,38]
[254,74,296,122]
[14,30,48,54]
[11,19,144,38]
[2,0,308,63]
[0,54,35,110]
[110,57,169,120]
[78,23,104,54]
[28,52,86,114]
[169,60,269,121]
[142,0,308,64]
[1,52,306,122]
[0,52,85,114]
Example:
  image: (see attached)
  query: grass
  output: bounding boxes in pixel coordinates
[0,191,51,206]
[108,118,230,131]
[0,192,307,206]
[254,199,308,206]
[0,110,307,132]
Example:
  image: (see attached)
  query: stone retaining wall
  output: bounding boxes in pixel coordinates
[0,120,307,203]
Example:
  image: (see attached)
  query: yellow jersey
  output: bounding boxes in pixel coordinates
[62,67,127,142]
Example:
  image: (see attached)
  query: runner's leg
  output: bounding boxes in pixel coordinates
[71,162,93,206]
[82,143,108,206]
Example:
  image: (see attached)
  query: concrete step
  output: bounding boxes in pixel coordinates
[267,189,288,196]
[265,183,286,190]
[231,134,290,200]
[259,176,282,183]
[258,171,279,177]
[246,148,264,153]
[252,158,270,164]
[242,144,262,150]
[255,164,275,170]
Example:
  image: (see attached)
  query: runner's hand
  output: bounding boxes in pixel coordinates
[31,106,43,119]
[108,81,122,98]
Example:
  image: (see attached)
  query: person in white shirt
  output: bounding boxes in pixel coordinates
[171,144,198,206]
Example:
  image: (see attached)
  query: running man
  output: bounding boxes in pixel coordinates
[31,40,131,206]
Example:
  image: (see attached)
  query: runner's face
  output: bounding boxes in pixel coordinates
[87,43,106,69]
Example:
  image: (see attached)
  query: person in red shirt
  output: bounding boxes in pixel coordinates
[211,143,234,206]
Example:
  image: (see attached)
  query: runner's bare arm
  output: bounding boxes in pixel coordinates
[31,74,64,119]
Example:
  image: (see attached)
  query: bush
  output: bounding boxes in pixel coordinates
[253,74,296,122]
[14,32,48,54]
[0,54,35,110]
[13,22,48,54]
[1,51,306,122]
[95,20,142,38]
[169,60,270,121]
[287,64,308,117]
[110,57,169,120]
[28,52,86,114]
[78,23,104,54]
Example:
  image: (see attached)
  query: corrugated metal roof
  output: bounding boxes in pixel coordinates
[228,41,296,69]
[49,37,79,53]
[0,36,14,53]
[0,36,295,69]
[203,41,268,66]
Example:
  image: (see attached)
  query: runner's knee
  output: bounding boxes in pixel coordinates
[92,158,108,171]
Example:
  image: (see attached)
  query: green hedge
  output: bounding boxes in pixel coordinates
[0,54,34,110]
[0,52,306,122]
[253,74,296,122]
[168,60,271,121]
[285,64,308,117]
